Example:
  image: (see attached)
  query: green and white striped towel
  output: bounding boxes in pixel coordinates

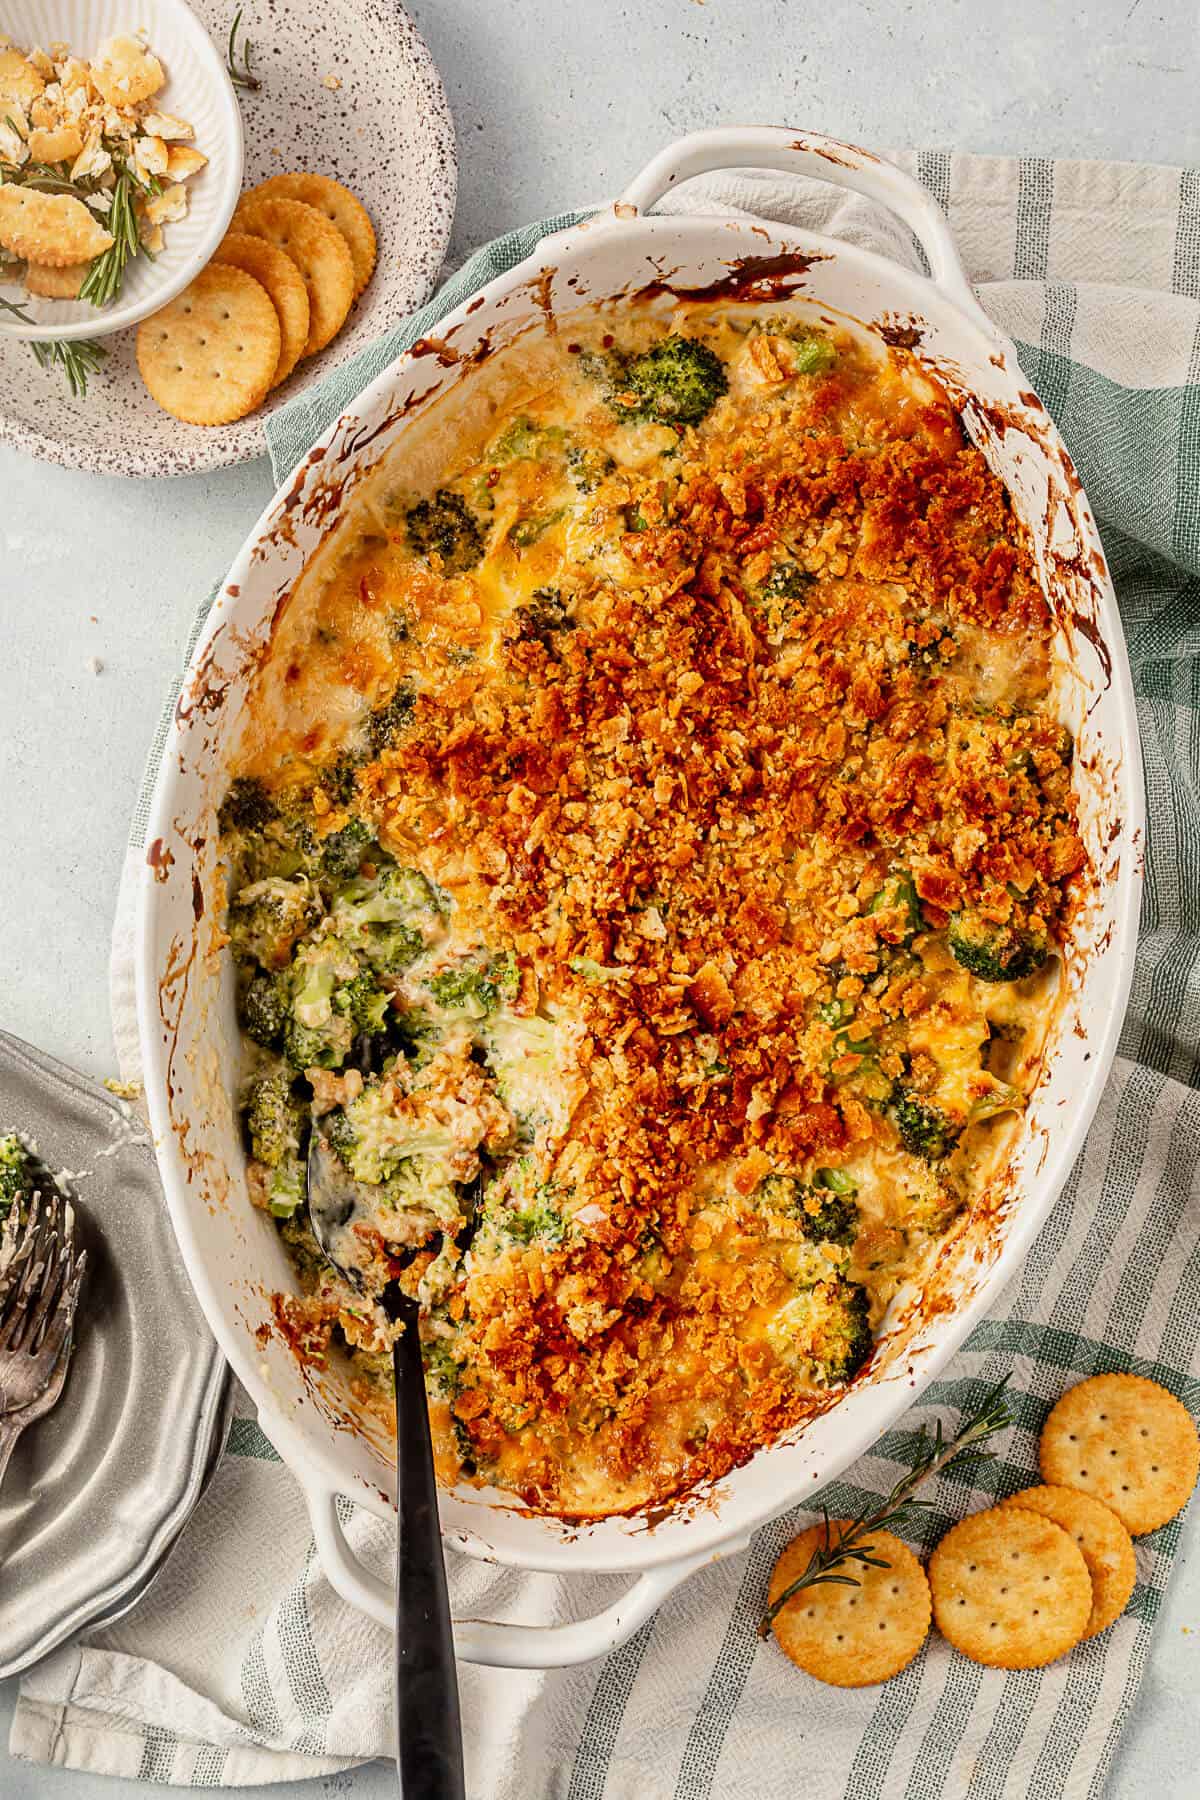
[15,153,1200,1797]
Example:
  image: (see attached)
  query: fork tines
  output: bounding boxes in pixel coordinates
[0,1189,50,1298]
[0,1187,79,1354]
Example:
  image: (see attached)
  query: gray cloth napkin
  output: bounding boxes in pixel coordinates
[13,152,1200,1797]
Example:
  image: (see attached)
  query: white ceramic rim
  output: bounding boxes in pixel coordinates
[137,128,1145,1665]
[0,0,245,344]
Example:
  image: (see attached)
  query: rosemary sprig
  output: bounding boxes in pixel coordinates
[0,298,107,396]
[31,335,107,396]
[77,164,141,307]
[758,1375,1013,1639]
[1,152,81,196]
[227,8,261,91]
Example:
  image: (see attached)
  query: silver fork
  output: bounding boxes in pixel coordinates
[0,1190,86,1489]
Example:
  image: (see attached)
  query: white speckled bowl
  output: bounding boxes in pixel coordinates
[0,0,244,342]
[0,0,456,475]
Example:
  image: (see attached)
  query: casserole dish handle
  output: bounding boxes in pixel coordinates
[617,125,989,330]
[306,1481,724,1666]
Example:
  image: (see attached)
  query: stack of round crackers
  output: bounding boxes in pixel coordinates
[767,1374,1199,1687]
[136,172,375,426]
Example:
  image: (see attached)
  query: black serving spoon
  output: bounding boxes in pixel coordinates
[307,1122,466,1799]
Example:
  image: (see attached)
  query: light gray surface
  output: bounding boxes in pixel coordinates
[1,0,1198,1792]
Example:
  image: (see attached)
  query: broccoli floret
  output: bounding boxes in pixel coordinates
[767,1277,872,1384]
[754,1172,804,1216]
[332,971,391,1036]
[320,817,374,882]
[890,1086,962,1162]
[483,1156,567,1246]
[492,951,519,1002]
[821,1281,873,1382]
[334,861,438,931]
[790,334,838,376]
[482,1014,563,1121]
[751,559,813,637]
[908,620,955,673]
[753,1169,858,1246]
[510,586,575,647]
[369,925,427,976]
[759,561,813,605]
[505,1198,567,1246]
[566,440,616,493]
[277,1209,329,1283]
[366,684,416,755]
[422,1335,463,1399]
[899,1164,964,1237]
[804,1169,860,1245]
[968,1078,1025,1124]
[427,965,495,1014]
[319,754,365,808]
[267,1154,307,1219]
[218,776,277,834]
[283,940,357,1070]
[0,1134,36,1221]
[393,1008,437,1062]
[326,1082,457,1186]
[453,1415,479,1477]
[509,507,568,549]
[749,318,838,375]
[406,490,484,573]
[426,954,514,1018]
[284,1020,346,1071]
[868,870,924,949]
[382,864,444,912]
[228,876,321,970]
[244,1072,304,1169]
[331,861,438,970]
[490,415,541,461]
[225,793,324,886]
[239,972,289,1047]
[618,335,728,426]
[826,1028,892,1105]
[322,1105,360,1169]
[381,1162,462,1231]
[948,909,1049,983]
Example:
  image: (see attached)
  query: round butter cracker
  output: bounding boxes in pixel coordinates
[768,1523,931,1687]
[136,265,280,426]
[929,1505,1091,1669]
[1000,1485,1135,1638]
[1039,1373,1200,1535]
[213,230,310,388]
[245,172,376,296]
[24,261,89,299]
[231,194,353,357]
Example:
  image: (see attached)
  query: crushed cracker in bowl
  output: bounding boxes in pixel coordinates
[0,30,207,306]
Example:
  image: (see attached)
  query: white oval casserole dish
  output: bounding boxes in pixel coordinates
[137,128,1144,1668]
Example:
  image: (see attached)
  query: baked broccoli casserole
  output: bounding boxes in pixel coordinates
[219,301,1083,1515]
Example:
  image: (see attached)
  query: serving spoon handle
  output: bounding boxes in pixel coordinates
[393,1301,465,1799]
